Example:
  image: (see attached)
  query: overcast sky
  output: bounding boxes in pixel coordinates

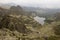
[0,0,60,8]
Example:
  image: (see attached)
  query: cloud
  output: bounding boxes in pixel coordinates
[0,0,60,8]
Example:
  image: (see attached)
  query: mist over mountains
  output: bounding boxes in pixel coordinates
[0,3,60,15]
[0,3,17,9]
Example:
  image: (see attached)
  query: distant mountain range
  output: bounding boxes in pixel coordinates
[0,3,60,15]
[0,3,17,9]
[23,6,60,14]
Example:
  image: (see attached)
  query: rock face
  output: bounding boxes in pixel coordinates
[9,6,23,15]
[0,14,27,33]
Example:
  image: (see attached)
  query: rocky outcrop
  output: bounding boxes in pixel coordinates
[9,6,24,15]
[0,14,28,33]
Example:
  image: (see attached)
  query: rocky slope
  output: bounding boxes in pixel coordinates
[0,5,60,40]
[0,14,42,40]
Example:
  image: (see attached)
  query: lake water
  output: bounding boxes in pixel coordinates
[34,16,46,25]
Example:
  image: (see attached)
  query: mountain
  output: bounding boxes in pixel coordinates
[22,6,60,16]
[23,6,60,13]
[0,3,60,14]
[0,3,60,17]
[0,3,17,9]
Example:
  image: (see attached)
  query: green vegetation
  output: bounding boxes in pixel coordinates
[54,25,60,35]
[0,6,60,40]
